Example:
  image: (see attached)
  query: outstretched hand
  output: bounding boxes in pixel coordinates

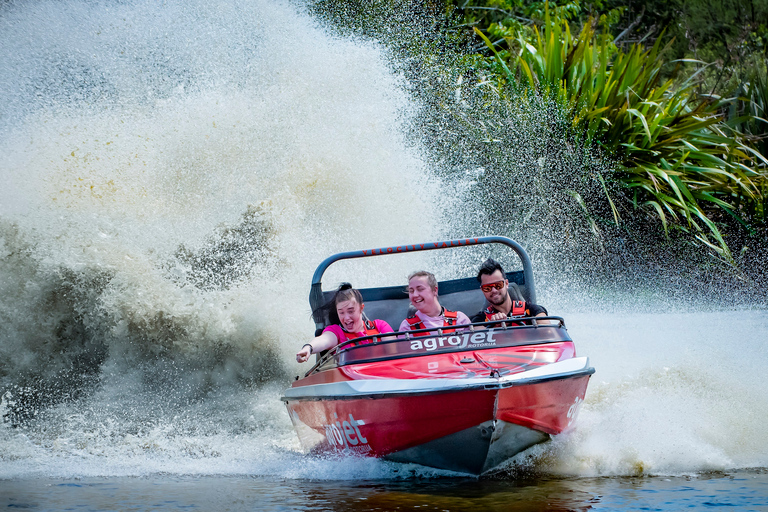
[296,346,311,363]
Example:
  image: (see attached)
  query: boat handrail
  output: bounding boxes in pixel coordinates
[303,316,567,377]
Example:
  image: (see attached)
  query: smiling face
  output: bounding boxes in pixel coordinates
[335,299,365,333]
[480,270,509,307]
[408,275,440,316]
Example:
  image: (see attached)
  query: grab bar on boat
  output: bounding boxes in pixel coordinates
[302,317,568,377]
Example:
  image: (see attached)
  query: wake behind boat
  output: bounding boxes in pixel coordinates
[282,236,594,475]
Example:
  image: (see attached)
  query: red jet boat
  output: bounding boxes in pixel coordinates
[282,236,594,475]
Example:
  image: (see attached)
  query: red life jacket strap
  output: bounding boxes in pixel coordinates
[406,309,458,335]
[484,301,527,322]
[406,315,424,331]
[363,319,379,334]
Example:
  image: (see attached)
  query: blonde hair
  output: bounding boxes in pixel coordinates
[408,270,437,289]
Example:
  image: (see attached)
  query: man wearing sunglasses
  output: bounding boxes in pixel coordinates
[470,258,549,325]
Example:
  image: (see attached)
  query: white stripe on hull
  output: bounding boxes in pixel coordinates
[283,357,591,400]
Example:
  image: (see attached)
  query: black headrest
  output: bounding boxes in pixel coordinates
[315,270,527,332]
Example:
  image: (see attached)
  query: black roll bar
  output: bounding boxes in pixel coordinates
[309,236,537,329]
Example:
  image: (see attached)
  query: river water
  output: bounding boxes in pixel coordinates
[1,0,767,510]
[3,471,768,510]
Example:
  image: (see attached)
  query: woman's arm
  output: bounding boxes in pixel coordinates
[296,330,339,363]
[373,319,396,341]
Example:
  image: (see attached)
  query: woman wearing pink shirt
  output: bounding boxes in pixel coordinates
[296,283,393,363]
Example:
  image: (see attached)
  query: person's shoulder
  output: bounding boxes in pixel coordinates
[527,302,548,316]
[374,319,394,333]
[322,324,343,340]
[469,310,486,323]
[454,310,471,325]
[441,307,473,325]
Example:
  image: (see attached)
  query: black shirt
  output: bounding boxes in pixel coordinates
[470,301,548,323]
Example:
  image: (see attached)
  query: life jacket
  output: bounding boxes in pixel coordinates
[484,300,527,324]
[406,308,458,336]
[342,319,381,347]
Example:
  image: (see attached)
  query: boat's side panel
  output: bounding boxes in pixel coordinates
[284,356,594,474]
[379,372,592,473]
[285,388,497,458]
[495,374,591,435]
[285,370,592,474]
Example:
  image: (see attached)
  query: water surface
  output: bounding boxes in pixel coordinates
[4,471,768,511]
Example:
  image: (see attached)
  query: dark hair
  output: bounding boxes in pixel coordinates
[477,258,505,281]
[316,282,365,326]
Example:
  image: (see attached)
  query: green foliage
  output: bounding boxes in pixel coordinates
[725,65,768,227]
[473,6,766,259]
[594,0,768,95]
[447,0,622,50]
[728,64,768,158]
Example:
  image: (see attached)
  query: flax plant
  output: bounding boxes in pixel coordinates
[728,66,768,168]
[727,68,768,227]
[475,7,766,259]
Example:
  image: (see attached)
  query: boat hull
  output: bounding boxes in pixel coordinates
[283,357,593,474]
